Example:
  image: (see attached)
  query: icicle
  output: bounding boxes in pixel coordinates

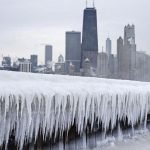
[0,71,150,149]
[117,123,123,141]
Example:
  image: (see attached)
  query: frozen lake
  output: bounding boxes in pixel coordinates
[91,125,150,150]
[31,125,150,150]
[102,132,150,150]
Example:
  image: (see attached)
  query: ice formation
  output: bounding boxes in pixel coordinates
[0,70,150,149]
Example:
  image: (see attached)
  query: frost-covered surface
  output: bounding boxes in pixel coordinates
[38,126,150,150]
[102,135,150,150]
[0,70,150,149]
[101,128,150,150]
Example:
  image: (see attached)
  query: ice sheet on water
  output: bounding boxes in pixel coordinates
[0,70,150,149]
[101,128,150,150]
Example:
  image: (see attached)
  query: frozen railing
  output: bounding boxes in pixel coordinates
[0,70,150,149]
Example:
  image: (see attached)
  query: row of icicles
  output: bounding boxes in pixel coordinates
[0,92,150,149]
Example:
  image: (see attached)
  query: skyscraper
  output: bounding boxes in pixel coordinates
[97,52,109,77]
[117,37,124,78]
[45,45,53,66]
[30,55,38,72]
[124,24,135,45]
[106,38,112,57]
[117,25,136,80]
[65,31,81,73]
[81,7,98,69]
[2,56,11,67]
[124,24,136,79]
[136,52,150,81]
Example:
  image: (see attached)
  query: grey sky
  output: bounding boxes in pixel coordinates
[0,0,150,64]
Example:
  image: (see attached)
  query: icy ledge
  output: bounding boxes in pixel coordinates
[0,71,150,149]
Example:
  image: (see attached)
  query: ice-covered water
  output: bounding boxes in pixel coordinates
[102,135,150,150]
[0,71,150,149]
[35,126,150,150]
[101,128,150,150]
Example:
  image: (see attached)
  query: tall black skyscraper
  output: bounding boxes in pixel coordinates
[81,7,98,69]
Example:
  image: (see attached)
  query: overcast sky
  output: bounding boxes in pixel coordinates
[0,0,150,64]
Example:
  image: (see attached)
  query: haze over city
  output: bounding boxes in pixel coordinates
[0,0,150,63]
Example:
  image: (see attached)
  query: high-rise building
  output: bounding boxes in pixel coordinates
[106,38,112,57]
[45,45,53,66]
[81,7,98,69]
[82,58,92,77]
[117,25,136,80]
[55,55,65,75]
[30,55,38,71]
[18,58,32,72]
[97,52,109,77]
[124,24,136,80]
[117,37,124,78]
[106,38,113,78]
[2,56,11,67]
[124,24,135,45]
[136,52,150,81]
[108,54,115,78]
[65,31,81,73]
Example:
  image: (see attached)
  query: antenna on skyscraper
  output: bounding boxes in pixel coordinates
[86,0,88,8]
[93,0,95,8]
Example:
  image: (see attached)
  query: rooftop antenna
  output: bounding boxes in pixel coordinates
[86,0,88,8]
[93,0,95,8]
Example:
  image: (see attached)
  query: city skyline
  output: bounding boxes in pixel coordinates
[0,0,150,64]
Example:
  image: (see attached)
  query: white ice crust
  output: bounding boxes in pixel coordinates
[0,71,150,149]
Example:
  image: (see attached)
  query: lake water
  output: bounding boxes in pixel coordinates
[29,124,150,150]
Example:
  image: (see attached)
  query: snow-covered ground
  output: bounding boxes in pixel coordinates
[1,71,150,149]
